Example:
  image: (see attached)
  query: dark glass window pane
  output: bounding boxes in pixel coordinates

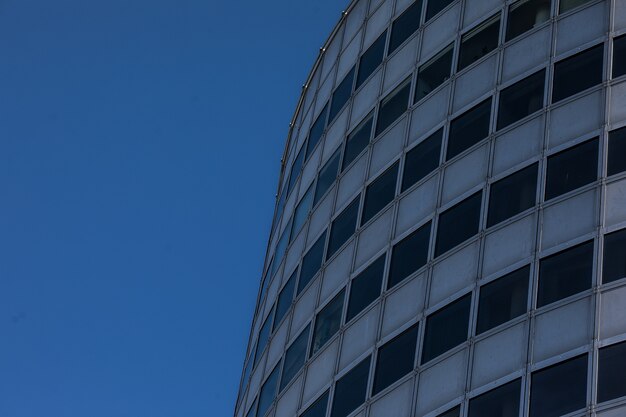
[598,341,626,402]
[437,406,460,417]
[311,290,345,355]
[375,78,411,136]
[254,309,274,366]
[476,266,530,334]
[559,0,593,13]
[347,255,386,321]
[529,355,588,417]
[421,294,471,364]
[315,149,341,205]
[301,390,330,417]
[298,231,327,294]
[389,0,423,54]
[287,145,306,196]
[468,379,521,417]
[356,31,387,89]
[415,45,454,102]
[342,114,373,171]
[497,69,545,129]
[331,356,371,417]
[426,0,455,21]
[603,228,626,284]
[280,325,310,391]
[401,128,443,191]
[361,162,399,225]
[447,98,492,160]
[545,138,598,200]
[614,35,626,78]
[487,163,538,227]
[608,126,626,176]
[258,363,280,417]
[373,324,418,394]
[538,241,593,307]
[273,270,297,331]
[328,197,360,260]
[292,183,314,240]
[552,44,603,103]
[329,67,356,123]
[458,16,501,71]
[506,0,551,41]
[435,191,482,257]
[306,103,329,159]
[388,221,432,289]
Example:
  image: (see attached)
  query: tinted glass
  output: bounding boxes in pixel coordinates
[273,270,297,331]
[506,0,551,41]
[487,163,538,227]
[598,341,626,402]
[254,309,274,366]
[292,184,314,240]
[287,145,306,196]
[301,390,330,417]
[342,114,373,171]
[388,221,432,289]
[608,126,626,176]
[356,31,387,88]
[373,324,418,394]
[415,45,453,102]
[389,0,423,53]
[311,289,345,355]
[614,35,626,78]
[330,356,371,417]
[329,67,355,123]
[559,0,593,13]
[603,228,626,284]
[497,69,545,129]
[375,79,411,136]
[421,294,471,364]
[477,266,530,334]
[538,240,593,307]
[401,128,443,191]
[458,16,501,71]
[315,149,341,205]
[468,379,521,417]
[435,191,482,257]
[280,325,310,391]
[258,363,280,417]
[306,103,328,159]
[437,406,460,417]
[552,44,603,103]
[545,138,598,200]
[298,231,327,294]
[327,197,360,260]
[361,162,399,225]
[347,255,386,321]
[426,0,455,21]
[447,97,492,160]
[529,355,588,417]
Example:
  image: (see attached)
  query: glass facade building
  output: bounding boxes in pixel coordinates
[235,0,626,416]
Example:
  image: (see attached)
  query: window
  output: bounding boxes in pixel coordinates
[529,355,588,417]
[301,390,329,417]
[446,98,492,160]
[273,270,297,331]
[614,35,626,78]
[487,163,538,227]
[292,184,314,240]
[437,406,460,417]
[342,114,373,171]
[608,126,626,176]
[421,293,471,364]
[552,44,603,103]
[603,228,626,284]
[401,128,443,192]
[559,0,593,13]
[254,309,274,366]
[506,0,550,41]
[330,356,371,417]
[257,363,280,417]
[298,231,327,294]
[361,161,399,225]
[388,222,432,289]
[415,45,454,102]
[477,266,530,334]
[372,324,418,395]
[329,67,355,123]
[545,138,598,200]
[537,241,593,307]
[306,103,329,159]
[598,341,626,403]
[468,379,521,417]
[315,149,341,205]
[287,145,306,196]
[497,69,545,129]
[356,31,387,88]
[375,78,411,136]
[246,400,257,417]
[458,15,501,71]
[280,325,310,391]
[347,254,385,321]
[270,218,291,278]
[435,191,482,257]
[426,0,455,21]
[311,289,345,355]
[389,0,423,54]
[327,197,360,260]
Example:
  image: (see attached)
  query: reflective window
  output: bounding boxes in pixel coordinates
[487,163,538,227]
[552,44,603,103]
[315,149,341,205]
[311,289,345,355]
[342,114,373,171]
[529,355,588,417]
[458,15,501,71]
[287,145,306,196]
[476,266,530,334]
[603,228,626,284]
[506,0,550,41]
[388,221,432,289]
[375,78,411,136]
[356,31,387,88]
[298,231,327,294]
[415,45,454,102]
[437,406,460,417]
[306,103,329,159]
[327,197,360,260]
[447,97,492,160]
[373,324,418,395]
[426,0,455,21]
[468,379,521,417]
[273,270,297,331]
[598,341,626,403]
[538,240,593,307]
[608,126,626,176]
[559,0,593,13]
[421,293,471,364]
[258,362,280,417]
[280,324,310,391]
[545,138,598,200]
[497,69,545,129]
[301,390,329,417]
[401,128,443,192]
[347,254,385,321]
[614,35,626,78]
[389,0,423,54]
[254,308,274,366]
[361,161,399,225]
[292,183,314,240]
[330,356,371,417]
[435,191,482,257]
[329,66,355,123]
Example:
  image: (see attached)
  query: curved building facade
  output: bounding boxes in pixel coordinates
[235,0,626,416]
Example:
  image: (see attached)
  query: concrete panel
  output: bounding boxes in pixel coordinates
[542,189,597,250]
[556,2,605,55]
[364,0,392,47]
[430,241,479,307]
[339,304,380,369]
[370,379,414,417]
[396,175,439,237]
[483,215,536,277]
[442,144,488,204]
[302,339,339,404]
[275,375,303,417]
[549,90,602,149]
[384,36,419,92]
[351,70,382,127]
[321,241,355,303]
[409,85,450,141]
[502,27,551,81]
[421,4,460,59]
[416,349,468,415]
[356,207,394,268]
[493,115,543,175]
[381,273,427,337]
[370,117,406,178]
[453,55,497,112]
[606,179,626,227]
[600,285,626,340]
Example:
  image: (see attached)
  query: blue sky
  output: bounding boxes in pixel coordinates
[0,1,346,416]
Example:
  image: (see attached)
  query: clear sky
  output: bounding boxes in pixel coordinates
[0,1,346,416]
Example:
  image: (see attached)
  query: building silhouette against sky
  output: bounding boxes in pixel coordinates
[235,0,626,416]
